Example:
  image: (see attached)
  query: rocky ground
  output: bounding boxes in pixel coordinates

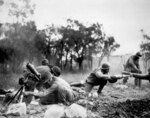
[0,83,150,118]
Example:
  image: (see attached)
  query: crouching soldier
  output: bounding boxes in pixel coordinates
[85,62,130,96]
[23,67,78,105]
[2,63,58,106]
[71,62,130,97]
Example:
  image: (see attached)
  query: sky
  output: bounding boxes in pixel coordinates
[0,0,150,55]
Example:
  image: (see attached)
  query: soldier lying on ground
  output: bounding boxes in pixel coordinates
[71,62,130,97]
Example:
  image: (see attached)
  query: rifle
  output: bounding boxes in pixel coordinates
[122,71,132,75]
[111,74,130,79]
[109,74,131,83]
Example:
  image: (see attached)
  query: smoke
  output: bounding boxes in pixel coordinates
[0,0,4,6]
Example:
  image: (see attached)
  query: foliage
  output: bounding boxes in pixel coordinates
[0,17,120,73]
[0,21,39,73]
[8,0,36,23]
[140,29,150,72]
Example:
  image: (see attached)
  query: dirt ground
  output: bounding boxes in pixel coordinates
[1,80,150,118]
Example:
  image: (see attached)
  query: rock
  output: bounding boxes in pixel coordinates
[65,103,87,118]
[92,92,98,99]
[30,101,39,105]
[6,102,27,116]
[115,84,128,89]
[29,110,37,115]
[44,103,87,118]
[44,104,65,118]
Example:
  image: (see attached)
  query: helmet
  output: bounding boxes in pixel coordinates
[101,62,110,70]
[135,52,142,58]
[42,59,49,65]
[148,68,150,73]
[51,66,61,77]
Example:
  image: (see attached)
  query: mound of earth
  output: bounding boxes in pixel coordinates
[97,98,150,118]
[0,84,150,118]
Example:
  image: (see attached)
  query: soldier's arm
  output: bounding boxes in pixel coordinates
[24,83,57,98]
[108,75,130,83]
[132,73,150,80]
[111,75,130,79]
[95,71,111,80]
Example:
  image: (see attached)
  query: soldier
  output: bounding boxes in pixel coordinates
[71,62,130,97]
[23,69,78,105]
[122,52,142,87]
[41,59,49,66]
[84,62,129,96]
[2,64,61,106]
[35,65,61,90]
[41,58,54,70]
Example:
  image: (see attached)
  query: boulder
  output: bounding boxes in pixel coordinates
[44,104,65,118]
[6,102,26,116]
[65,103,87,118]
[44,103,87,118]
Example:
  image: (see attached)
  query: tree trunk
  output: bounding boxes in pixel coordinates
[78,61,83,71]
[70,53,73,71]
[99,52,105,66]
[64,51,69,69]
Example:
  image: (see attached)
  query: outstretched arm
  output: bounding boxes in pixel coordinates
[132,73,150,80]
[95,71,111,80]
[108,75,130,83]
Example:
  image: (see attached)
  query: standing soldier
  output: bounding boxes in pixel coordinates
[122,52,142,88]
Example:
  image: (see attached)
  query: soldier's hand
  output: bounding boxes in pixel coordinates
[138,70,142,74]
[23,91,33,96]
[18,77,26,85]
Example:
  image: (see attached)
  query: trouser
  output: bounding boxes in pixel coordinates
[134,78,141,87]
[70,82,85,87]
[123,75,142,88]
[40,90,77,105]
[84,83,94,93]
[84,81,107,94]
[39,90,58,105]
[122,77,129,84]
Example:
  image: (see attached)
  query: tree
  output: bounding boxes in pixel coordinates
[0,21,39,73]
[140,29,150,73]
[98,36,120,65]
[8,0,35,23]
[57,19,118,71]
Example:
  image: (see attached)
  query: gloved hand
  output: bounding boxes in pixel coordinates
[18,77,26,85]
[108,76,118,83]
[138,70,142,74]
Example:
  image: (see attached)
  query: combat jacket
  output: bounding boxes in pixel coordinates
[35,66,52,90]
[39,76,76,105]
[124,55,140,73]
[86,68,108,85]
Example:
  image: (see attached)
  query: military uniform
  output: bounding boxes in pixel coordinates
[123,52,142,87]
[35,66,52,90]
[39,76,77,105]
[85,63,118,94]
